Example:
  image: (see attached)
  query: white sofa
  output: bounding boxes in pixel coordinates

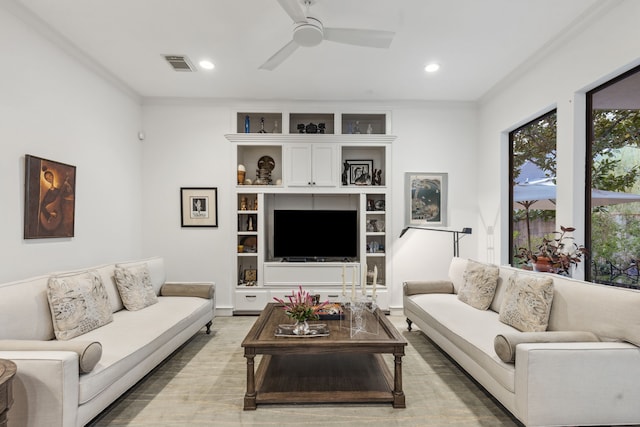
[403,257,640,427]
[0,256,215,427]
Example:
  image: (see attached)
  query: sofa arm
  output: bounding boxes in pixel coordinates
[160,282,215,299]
[0,340,102,374]
[494,331,599,363]
[515,342,640,427]
[403,280,454,296]
[0,350,79,427]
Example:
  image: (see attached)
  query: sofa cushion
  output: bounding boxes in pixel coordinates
[405,293,517,393]
[0,339,102,373]
[458,259,499,310]
[0,275,55,340]
[116,257,166,295]
[494,331,600,363]
[47,270,113,340]
[114,264,158,311]
[76,296,213,404]
[499,273,554,332]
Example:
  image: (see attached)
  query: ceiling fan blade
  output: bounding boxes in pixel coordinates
[323,28,395,48]
[277,0,308,23]
[259,40,300,70]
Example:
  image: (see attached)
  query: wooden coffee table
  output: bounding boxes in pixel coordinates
[241,302,407,410]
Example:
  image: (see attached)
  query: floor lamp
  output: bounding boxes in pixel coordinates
[399,226,472,257]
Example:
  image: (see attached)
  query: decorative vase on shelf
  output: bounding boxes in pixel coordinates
[258,117,267,133]
[292,319,310,335]
[244,115,250,133]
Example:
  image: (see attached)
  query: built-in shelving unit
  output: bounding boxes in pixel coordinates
[227,110,394,315]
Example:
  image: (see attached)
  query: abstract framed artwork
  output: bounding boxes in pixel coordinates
[405,172,448,227]
[180,187,218,227]
[24,154,76,239]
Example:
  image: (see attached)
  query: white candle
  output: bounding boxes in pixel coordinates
[372,265,378,297]
[342,265,346,296]
[351,265,356,299]
[362,264,367,295]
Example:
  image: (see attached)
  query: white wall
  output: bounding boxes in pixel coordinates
[0,5,143,282]
[140,100,479,311]
[477,0,640,269]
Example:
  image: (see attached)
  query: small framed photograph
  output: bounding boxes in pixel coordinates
[244,269,257,282]
[345,160,373,185]
[181,187,218,227]
[405,172,448,227]
[24,154,76,239]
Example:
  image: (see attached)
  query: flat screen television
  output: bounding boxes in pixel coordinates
[273,209,358,260]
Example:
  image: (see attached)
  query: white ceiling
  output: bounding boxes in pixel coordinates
[14,0,607,102]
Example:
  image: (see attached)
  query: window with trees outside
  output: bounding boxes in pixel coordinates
[587,66,640,289]
[509,110,557,269]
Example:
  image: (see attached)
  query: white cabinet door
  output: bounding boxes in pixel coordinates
[285,145,313,186]
[285,144,337,187]
[311,144,337,187]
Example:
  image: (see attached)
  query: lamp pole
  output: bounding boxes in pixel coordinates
[399,226,472,257]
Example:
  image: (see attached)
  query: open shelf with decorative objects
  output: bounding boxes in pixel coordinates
[236,192,261,290]
[289,113,335,134]
[226,111,393,314]
[341,144,387,187]
[365,192,386,289]
[236,144,283,187]
[236,112,282,134]
[341,113,386,135]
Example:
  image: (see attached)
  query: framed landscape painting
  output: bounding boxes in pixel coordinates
[181,187,218,227]
[24,154,76,239]
[405,172,447,227]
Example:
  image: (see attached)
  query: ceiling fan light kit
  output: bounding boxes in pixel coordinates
[293,17,323,47]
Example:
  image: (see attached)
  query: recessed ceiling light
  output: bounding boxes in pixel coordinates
[199,60,215,70]
[424,63,440,73]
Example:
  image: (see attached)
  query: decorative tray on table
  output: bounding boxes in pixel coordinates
[316,303,344,320]
[275,323,330,337]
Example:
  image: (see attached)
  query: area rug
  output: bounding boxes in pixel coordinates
[88,315,519,426]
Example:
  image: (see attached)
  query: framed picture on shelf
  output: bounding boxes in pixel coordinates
[181,187,218,227]
[24,154,76,239]
[345,160,373,185]
[405,172,447,227]
[244,269,257,282]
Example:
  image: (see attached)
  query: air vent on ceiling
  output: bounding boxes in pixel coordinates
[163,55,196,72]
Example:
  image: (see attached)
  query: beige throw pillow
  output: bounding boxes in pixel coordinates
[114,264,158,311]
[499,273,554,332]
[457,259,500,310]
[47,270,113,340]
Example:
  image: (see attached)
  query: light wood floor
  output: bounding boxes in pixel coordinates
[88,315,520,426]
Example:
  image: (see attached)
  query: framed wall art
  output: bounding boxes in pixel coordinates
[24,154,76,239]
[181,187,218,227]
[405,172,448,227]
[344,159,373,185]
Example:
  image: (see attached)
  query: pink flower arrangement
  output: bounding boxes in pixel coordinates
[273,286,328,322]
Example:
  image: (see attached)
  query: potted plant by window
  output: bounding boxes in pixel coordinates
[516,226,588,276]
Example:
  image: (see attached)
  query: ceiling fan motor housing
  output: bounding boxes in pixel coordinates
[293,17,323,47]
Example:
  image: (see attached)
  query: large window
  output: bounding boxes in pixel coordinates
[587,66,640,288]
[509,110,557,268]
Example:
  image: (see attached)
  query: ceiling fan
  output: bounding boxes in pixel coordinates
[259,0,395,70]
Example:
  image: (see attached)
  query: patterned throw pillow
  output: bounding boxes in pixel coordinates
[114,264,158,311]
[47,270,113,340]
[499,273,554,332]
[457,259,500,310]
